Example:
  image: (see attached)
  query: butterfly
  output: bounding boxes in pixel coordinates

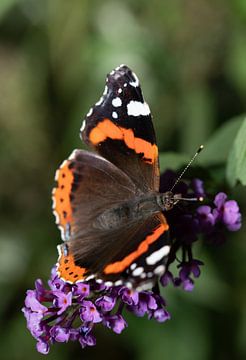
[52,65,179,290]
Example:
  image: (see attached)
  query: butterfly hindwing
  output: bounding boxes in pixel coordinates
[81,65,159,192]
[57,213,170,288]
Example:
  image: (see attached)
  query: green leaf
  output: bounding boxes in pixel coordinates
[226,117,246,186]
[197,116,245,165]
[159,152,190,172]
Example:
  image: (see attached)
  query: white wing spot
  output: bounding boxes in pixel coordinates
[112,97,122,107]
[112,111,118,119]
[127,101,150,116]
[146,245,170,265]
[154,265,165,275]
[129,72,139,87]
[118,88,123,94]
[86,108,93,117]
[132,267,144,276]
[103,85,108,95]
[124,83,127,87]
[95,96,104,106]
[115,280,123,286]
[130,263,137,270]
[80,120,86,132]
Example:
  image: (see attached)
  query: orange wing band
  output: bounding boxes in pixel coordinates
[89,118,158,164]
[103,223,169,274]
[57,245,87,283]
[52,160,74,239]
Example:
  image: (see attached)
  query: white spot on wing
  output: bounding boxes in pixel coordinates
[130,263,137,270]
[112,97,122,107]
[112,112,118,119]
[127,101,150,116]
[85,274,95,281]
[132,267,144,276]
[125,281,133,289]
[136,281,153,291]
[86,107,93,117]
[95,96,104,106]
[105,281,113,287]
[146,245,170,265]
[154,265,165,275]
[115,280,123,286]
[129,72,139,87]
[80,120,86,132]
[68,149,78,160]
[103,85,108,95]
[118,88,123,94]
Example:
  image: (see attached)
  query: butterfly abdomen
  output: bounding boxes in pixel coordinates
[94,193,162,230]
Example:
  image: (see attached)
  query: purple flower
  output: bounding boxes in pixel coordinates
[151,308,171,322]
[80,300,102,323]
[36,339,50,354]
[213,192,242,231]
[103,314,127,334]
[95,295,116,312]
[79,333,96,348]
[128,292,157,317]
[48,267,65,291]
[197,205,215,232]
[22,308,44,338]
[160,271,174,287]
[73,283,90,299]
[119,287,139,305]
[182,278,194,292]
[50,326,70,342]
[25,290,48,313]
[179,259,203,280]
[53,290,72,315]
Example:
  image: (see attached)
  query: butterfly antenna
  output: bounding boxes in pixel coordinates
[170,145,204,193]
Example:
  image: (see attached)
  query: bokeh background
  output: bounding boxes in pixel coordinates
[0,0,245,359]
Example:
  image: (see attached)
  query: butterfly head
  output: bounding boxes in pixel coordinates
[158,191,203,212]
[158,191,179,211]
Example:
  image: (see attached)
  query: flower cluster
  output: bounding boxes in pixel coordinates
[23,171,242,354]
[22,269,169,354]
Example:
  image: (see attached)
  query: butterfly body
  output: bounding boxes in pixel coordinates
[53,65,174,289]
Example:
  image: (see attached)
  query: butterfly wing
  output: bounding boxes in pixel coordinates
[53,149,170,288]
[52,149,138,241]
[57,213,170,288]
[81,65,159,192]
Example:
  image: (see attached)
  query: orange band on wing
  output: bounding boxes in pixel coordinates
[103,223,169,274]
[52,160,74,233]
[57,245,87,283]
[89,119,158,164]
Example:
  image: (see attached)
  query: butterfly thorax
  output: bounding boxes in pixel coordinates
[94,191,177,230]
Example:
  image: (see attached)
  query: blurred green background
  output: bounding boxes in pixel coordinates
[0,0,245,359]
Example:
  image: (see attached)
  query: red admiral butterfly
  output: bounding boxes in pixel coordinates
[52,65,180,289]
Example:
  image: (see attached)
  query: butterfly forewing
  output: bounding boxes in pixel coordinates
[81,65,160,192]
